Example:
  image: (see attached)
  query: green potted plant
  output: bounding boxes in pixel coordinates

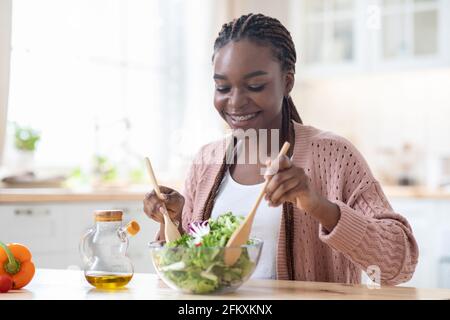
[92,154,119,187]
[13,123,41,172]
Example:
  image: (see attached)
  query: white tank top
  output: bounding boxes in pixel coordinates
[210,168,282,280]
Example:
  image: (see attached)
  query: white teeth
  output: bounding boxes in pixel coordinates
[231,113,258,122]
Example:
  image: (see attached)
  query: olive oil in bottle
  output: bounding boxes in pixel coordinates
[85,273,133,289]
[79,210,141,289]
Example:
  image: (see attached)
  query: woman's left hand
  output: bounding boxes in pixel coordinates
[264,155,320,213]
[264,154,341,231]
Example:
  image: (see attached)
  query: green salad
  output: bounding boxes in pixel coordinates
[152,212,257,294]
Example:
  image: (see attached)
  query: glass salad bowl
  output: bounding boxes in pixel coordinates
[149,238,263,294]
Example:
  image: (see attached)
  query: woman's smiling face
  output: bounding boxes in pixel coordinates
[213,39,291,131]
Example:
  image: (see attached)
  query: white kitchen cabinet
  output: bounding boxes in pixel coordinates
[0,201,159,274]
[292,0,362,76]
[301,0,356,65]
[373,0,449,71]
[435,200,450,288]
[0,204,67,254]
[290,0,450,77]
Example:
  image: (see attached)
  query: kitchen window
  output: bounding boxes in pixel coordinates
[0,0,12,167]
[4,0,223,184]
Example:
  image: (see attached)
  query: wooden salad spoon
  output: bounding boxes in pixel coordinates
[145,157,181,242]
[224,141,291,266]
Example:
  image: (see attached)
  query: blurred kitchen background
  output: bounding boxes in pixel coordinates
[0,0,449,288]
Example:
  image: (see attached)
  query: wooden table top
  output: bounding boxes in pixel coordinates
[1,269,449,300]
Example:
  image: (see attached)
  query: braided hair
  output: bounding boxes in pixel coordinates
[204,13,302,280]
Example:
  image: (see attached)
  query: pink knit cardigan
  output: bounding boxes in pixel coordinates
[176,121,418,285]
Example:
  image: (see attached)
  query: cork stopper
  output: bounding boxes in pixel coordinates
[94,210,123,222]
[126,220,140,236]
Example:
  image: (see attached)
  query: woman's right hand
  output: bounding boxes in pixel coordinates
[143,186,185,225]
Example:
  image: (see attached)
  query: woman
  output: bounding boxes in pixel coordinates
[144,13,418,285]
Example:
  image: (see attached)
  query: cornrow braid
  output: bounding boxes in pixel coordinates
[237,13,256,38]
[205,13,303,280]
